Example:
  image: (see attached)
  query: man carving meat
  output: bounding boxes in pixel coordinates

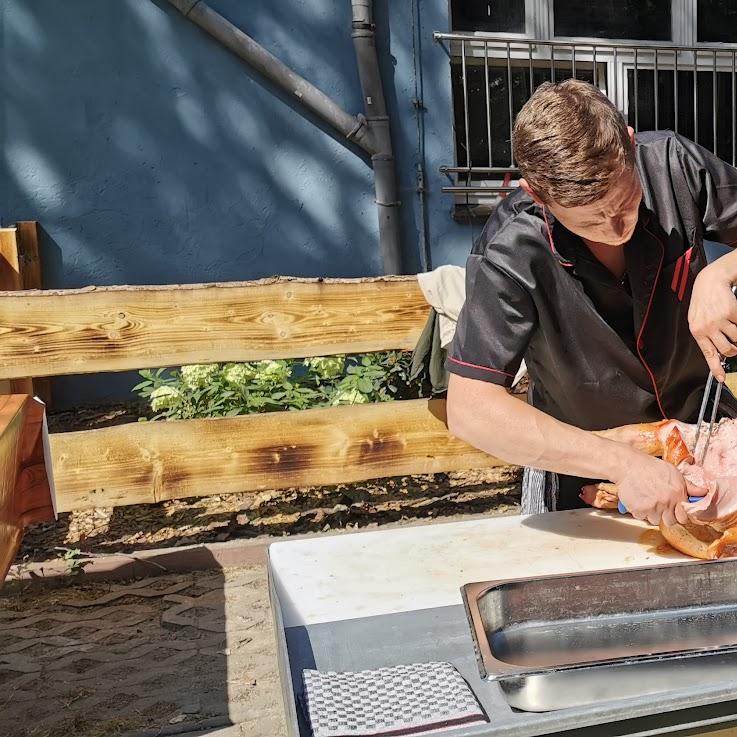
[445,80,737,537]
[584,419,737,558]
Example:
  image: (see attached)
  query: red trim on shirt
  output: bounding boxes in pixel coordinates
[638,225,668,419]
[500,172,512,198]
[671,254,684,293]
[677,247,694,302]
[447,356,514,378]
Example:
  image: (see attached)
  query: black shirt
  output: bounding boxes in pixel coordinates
[554,224,637,354]
[447,132,737,432]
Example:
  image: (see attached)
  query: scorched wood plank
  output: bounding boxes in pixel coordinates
[0,277,429,379]
[49,399,505,512]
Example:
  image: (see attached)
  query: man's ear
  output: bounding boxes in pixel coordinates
[627,126,636,147]
[520,178,544,206]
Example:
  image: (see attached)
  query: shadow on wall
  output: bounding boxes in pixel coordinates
[0,0,433,405]
[1,0,384,291]
[35,222,62,286]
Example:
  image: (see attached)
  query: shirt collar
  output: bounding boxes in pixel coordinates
[544,200,653,270]
[541,207,575,268]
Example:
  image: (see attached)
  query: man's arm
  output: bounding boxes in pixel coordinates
[447,373,691,526]
[676,135,737,377]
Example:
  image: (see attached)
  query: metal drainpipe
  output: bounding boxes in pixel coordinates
[351,0,403,275]
[166,0,378,156]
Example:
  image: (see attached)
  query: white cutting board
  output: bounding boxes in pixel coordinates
[269,509,691,627]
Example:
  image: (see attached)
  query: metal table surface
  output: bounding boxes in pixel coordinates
[267,512,737,736]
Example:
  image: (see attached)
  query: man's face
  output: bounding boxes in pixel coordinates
[547,167,643,246]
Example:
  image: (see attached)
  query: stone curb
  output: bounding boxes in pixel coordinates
[4,510,505,591]
[3,519,386,589]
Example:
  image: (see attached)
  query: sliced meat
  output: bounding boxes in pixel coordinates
[679,419,737,479]
[584,420,737,560]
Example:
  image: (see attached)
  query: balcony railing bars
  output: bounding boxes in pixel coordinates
[435,32,737,198]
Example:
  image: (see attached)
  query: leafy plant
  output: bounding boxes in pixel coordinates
[133,352,423,421]
[56,547,91,576]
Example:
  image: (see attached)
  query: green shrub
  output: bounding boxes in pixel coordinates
[133,351,423,421]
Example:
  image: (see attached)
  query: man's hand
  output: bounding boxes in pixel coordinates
[689,264,737,381]
[614,453,692,527]
[447,374,701,524]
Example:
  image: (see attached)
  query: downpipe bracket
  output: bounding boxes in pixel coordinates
[170,0,202,16]
[346,114,374,148]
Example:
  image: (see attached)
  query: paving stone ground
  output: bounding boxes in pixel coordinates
[0,565,286,737]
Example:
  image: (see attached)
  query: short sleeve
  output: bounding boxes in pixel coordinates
[446,253,537,387]
[676,134,737,245]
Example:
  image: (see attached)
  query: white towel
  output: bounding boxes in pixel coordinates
[301,661,487,737]
[416,266,467,349]
[417,265,527,387]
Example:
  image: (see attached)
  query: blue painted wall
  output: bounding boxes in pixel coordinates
[0,0,473,406]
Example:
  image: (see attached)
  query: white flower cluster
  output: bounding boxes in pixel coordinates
[222,363,257,387]
[304,355,345,380]
[180,364,219,390]
[150,385,182,412]
[254,360,291,385]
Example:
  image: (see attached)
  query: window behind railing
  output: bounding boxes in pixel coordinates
[440,1,737,221]
[553,0,671,41]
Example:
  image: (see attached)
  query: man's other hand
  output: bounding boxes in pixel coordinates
[689,266,737,381]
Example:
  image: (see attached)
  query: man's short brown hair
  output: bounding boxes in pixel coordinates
[512,79,634,208]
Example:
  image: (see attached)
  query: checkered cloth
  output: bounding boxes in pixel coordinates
[301,661,487,736]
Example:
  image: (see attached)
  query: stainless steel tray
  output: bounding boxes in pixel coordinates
[462,558,737,712]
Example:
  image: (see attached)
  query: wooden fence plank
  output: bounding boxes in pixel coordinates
[0,395,29,580]
[0,277,429,380]
[50,399,504,513]
[0,229,33,395]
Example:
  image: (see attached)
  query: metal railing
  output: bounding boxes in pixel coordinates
[434,32,737,198]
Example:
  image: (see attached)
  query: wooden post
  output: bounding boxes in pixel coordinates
[15,221,42,291]
[0,224,50,403]
[0,228,22,290]
[0,394,55,583]
[15,223,52,406]
[0,229,30,395]
[0,231,13,386]
[0,395,26,580]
